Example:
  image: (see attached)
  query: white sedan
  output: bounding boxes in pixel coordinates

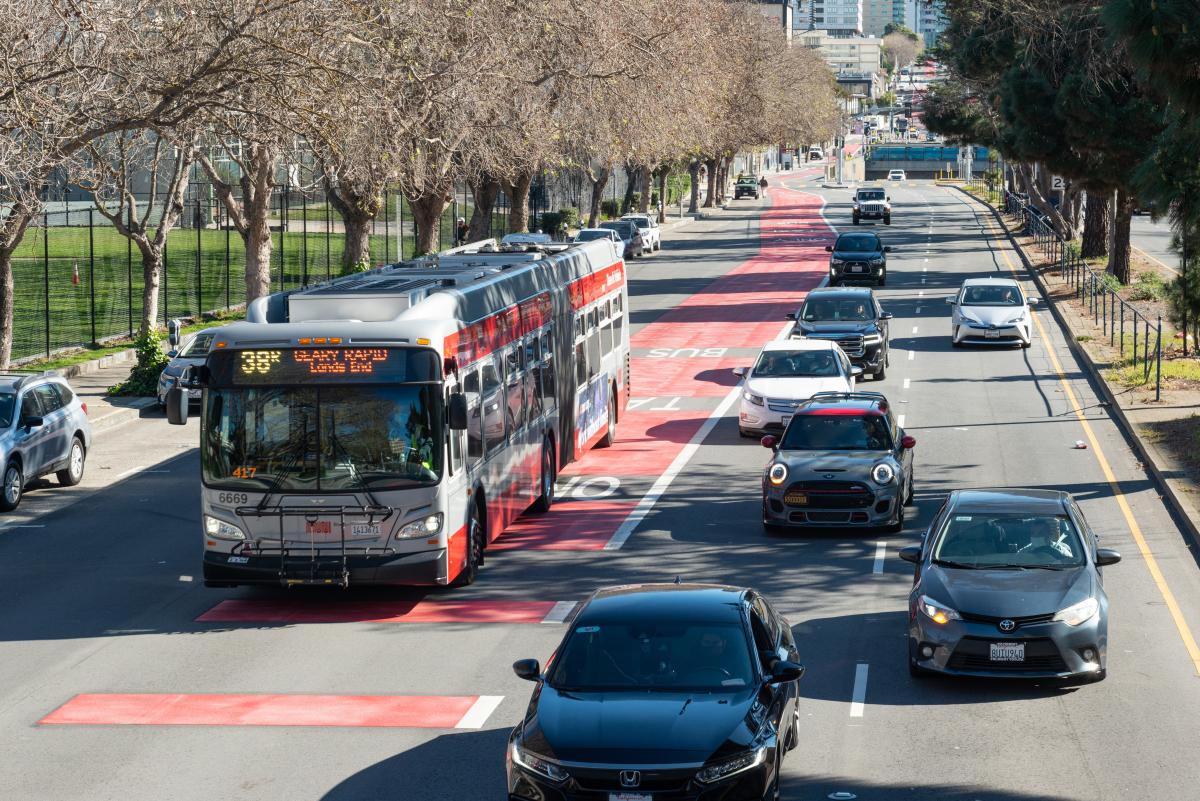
[947,277,1039,348]
[734,339,860,437]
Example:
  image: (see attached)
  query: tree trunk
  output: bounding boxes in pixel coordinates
[703,159,717,208]
[409,193,448,255]
[1080,193,1109,259]
[468,174,501,241]
[1017,163,1071,239]
[341,214,374,272]
[587,166,611,227]
[244,216,273,300]
[506,171,533,233]
[136,243,163,338]
[639,167,653,214]
[621,165,638,214]
[688,161,701,215]
[657,168,668,223]
[0,248,14,369]
[1107,189,1135,284]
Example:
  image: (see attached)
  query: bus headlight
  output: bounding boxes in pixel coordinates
[204,515,245,541]
[397,513,443,539]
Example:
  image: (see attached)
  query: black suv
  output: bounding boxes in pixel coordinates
[786,287,892,379]
[824,232,892,286]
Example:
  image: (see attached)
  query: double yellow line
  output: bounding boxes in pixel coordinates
[978,204,1200,675]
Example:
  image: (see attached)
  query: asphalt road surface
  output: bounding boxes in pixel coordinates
[1131,213,1180,273]
[3,178,1200,801]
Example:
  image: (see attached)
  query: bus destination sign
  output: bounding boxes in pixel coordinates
[225,348,401,385]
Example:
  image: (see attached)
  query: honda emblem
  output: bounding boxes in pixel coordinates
[619,770,641,788]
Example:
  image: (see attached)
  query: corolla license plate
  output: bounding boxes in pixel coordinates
[610,795,652,801]
[989,642,1025,662]
[985,329,1000,339]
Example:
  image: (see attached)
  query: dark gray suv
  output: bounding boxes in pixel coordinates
[0,373,92,510]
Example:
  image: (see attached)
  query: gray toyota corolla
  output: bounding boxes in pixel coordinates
[900,489,1121,682]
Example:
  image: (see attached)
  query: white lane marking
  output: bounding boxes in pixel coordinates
[923,258,929,263]
[897,414,906,428]
[116,465,145,479]
[455,695,505,729]
[541,601,577,624]
[915,306,921,314]
[921,278,926,285]
[918,290,924,297]
[0,524,45,530]
[911,326,918,334]
[902,378,910,390]
[872,541,887,574]
[179,575,194,582]
[850,663,869,717]
[907,350,915,361]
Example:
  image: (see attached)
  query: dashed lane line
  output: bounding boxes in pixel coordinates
[850,663,869,717]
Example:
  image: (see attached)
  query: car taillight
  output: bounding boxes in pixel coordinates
[81,403,87,415]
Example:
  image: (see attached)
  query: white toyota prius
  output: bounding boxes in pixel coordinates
[735,339,860,437]
[947,277,1039,348]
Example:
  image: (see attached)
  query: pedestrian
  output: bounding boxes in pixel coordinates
[758,176,768,192]
[456,217,469,246]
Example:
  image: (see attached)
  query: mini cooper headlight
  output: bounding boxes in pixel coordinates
[871,463,894,484]
[1053,597,1099,626]
[768,463,788,486]
[695,747,767,784]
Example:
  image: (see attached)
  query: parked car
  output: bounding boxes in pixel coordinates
[572,227,623,250]
[500,232,553,249]
[946,277,1038,348]
[808,147,825,161]
[0,372,91,511]
[787,286,892,380]
[824,232,892,287]
[900,488,1120,682]
[734,177,760,199]
[598,220,645,258]
[508,583,805,801]
[157,328,220,408]
[621,213,661,251]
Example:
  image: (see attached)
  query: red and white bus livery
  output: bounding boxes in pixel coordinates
[167,239,629,588]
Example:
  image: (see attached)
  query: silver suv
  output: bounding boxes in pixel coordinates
[0,373,91,510]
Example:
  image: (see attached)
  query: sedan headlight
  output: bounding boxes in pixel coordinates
[1005,315,1026,325]
[918,595,961,625]
[510,743,569,783]
[397,513,443,539]
[767,463,788,486]
[960,313,982,325]
[863,333,882,344]
[870,257,884,264]
[742,391,764,406]
[695,747,767,784]
[831,258,846,265]
[1053,597,1099,626]
[204,515,245,541]
[871,463,894,484]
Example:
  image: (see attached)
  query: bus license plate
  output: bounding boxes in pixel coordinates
[989,642,1025,662]
[351,524,380,537]
[985,329,1000,339]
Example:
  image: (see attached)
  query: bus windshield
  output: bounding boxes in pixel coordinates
[202,385,443,492]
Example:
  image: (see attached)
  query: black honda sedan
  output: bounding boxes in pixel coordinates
[900,489,1121,682]
[508,584,805,801]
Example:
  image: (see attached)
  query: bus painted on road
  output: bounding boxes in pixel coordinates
[167,239,630,588]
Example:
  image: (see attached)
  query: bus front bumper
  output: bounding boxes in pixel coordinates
[202,547,449,587]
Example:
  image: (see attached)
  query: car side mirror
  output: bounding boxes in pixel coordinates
[166,387,188,425]
[513,659,541,681]
[898,545,922,564]
[732,367,747,378]
[879,311,893,320]
[448,392,468,430]
[769,660,805,684]
[167,350,178,359]
[22,415,44,430]
[1027,297,1040,305]
[1095,548,1122,567]
[851,366,864,377]
[760,435,778,449]
[945,296,956,305]
[785,312,796,321]
[884,246,893,252]
[901,435,916,449]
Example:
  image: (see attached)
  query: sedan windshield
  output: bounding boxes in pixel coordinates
[202,385,443,491]
[934,514,1086,568]
[576,230,610,242]
[179,332,216,358]
[782,414,892,451]
[599,222,634,237]
[754,349,840,377]
[800,297,873,322]
[835,236,880,253]
[961,285,1022,306]
[548,621,754,691]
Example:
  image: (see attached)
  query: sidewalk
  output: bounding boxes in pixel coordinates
[59,360,158,433]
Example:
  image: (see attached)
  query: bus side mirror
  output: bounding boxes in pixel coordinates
[448,393,469,430]
[166,387,188,425]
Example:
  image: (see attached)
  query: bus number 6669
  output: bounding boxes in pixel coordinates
[218,492,248,505]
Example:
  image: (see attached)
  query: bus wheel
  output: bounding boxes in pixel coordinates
[455,504,483,586]
[532,439,555,513]
[598,394,617,448]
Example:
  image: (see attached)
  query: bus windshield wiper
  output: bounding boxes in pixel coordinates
[257,424,308,511]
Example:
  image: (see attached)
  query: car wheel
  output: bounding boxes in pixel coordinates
[878,274,887,287]
[453,504,484,586]
[904,473,915,506]
[762,754,781,801]
[874,361,886,381]
[56,436,86,486]
[0,460,22,512]
[951,327,963,348]
[531,439,555,513]
[1021,339,1032,349]
[886,503,905,534]
[598,394,617,448]
[739,427,757,438]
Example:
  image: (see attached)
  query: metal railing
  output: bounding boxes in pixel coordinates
[1002,189,1162,399]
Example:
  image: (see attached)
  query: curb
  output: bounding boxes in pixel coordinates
[953,185,1200,561]
[89,398,158,434]
[44,348,137,379]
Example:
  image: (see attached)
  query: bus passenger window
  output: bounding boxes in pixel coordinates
[614,313,625,350]
[525,337,538,368]
[447,391,462,473]
[575,342,587,388]
[601,321,613,355]
[541,330,553,357]
[463,369,483,462]
[507,348,526,432]
[541,358,556,410]
[481,359,504,454]
[587,330,601,376]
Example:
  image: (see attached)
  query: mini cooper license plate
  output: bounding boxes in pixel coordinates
[985,329,1000,339]
[989,642,1025,662]
[784,492,808,506]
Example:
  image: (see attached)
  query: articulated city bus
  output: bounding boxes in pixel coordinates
[166,239,629,588]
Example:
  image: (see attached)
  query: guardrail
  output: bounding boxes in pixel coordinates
[999,189,1162,400]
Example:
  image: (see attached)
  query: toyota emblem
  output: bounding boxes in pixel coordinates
[620,770,641,788]
[998,619,1016,632]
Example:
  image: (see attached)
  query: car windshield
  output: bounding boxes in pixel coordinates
[626,217,650,228]
[738,177,757,184]
[0,393,14,428]
[836,236,880,253]
[800,297,873,321]
[599,222,633,236]
[178,332,216,358]
[202,385,443,491]
[858,191,885,201]
[547,621,755,691]
[933,514,1086,568]
[781,414,892,451]
[961,285,1022,306]
[576,230,609,241]
[754,349,840,377]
